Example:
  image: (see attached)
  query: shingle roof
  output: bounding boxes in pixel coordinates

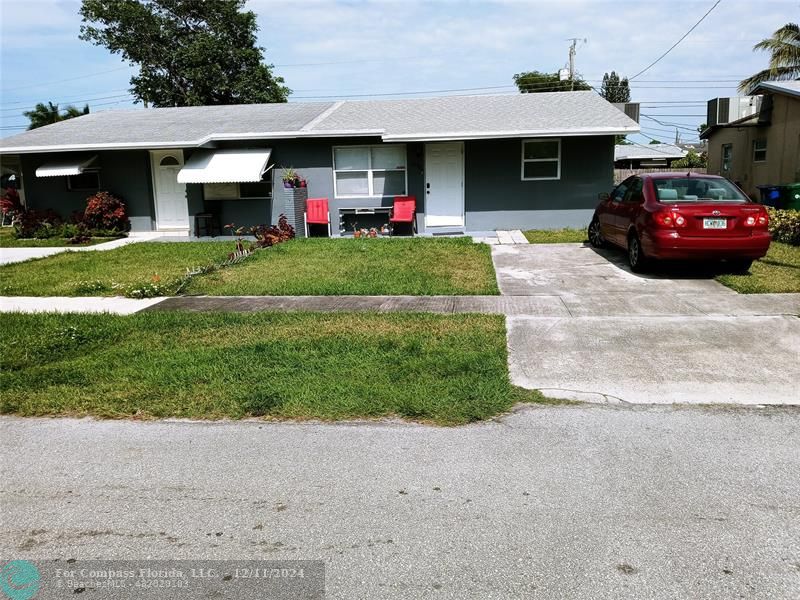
[0,91,639,153]
[614,143,686,161]
[754,80,800,98]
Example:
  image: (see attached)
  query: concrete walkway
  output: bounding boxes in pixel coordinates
[0,296,167,315]
[472,229,528,245]
[144,292,800,317]
[0,236,141,265]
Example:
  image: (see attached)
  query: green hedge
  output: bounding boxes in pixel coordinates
[768,208,800,246]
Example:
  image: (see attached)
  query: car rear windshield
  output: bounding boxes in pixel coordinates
[652,178,749,203]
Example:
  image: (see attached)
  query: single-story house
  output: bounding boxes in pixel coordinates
[613,143,687,169]
[0,91,639,236]
[700,80,800,197]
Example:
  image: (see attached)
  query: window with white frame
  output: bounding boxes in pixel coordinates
[333,145,407,197]
[752,139,767,163]
[721,144,733,172]
[521,139,561,180]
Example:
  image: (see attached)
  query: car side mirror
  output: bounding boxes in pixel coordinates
[598,192,610,201]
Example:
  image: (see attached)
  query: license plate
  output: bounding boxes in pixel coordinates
[703,218,727,229]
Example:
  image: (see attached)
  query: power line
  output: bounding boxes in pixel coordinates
[629,0,723,80]
[2,66,131,93]
[0,94,134,114]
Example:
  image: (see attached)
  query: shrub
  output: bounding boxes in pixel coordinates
[0,188,24,221]
[13,209,63,239]
[250,213,295,249]
[83,191,130,232]
[768,207,800,246]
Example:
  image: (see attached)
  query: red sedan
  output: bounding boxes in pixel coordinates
[588,173,771,273]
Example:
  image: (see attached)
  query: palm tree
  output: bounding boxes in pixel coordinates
[23,102,90,130]
[739,23,800,93]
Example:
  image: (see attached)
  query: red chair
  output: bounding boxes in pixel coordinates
[389,196,417,236]
[304,197,331,237]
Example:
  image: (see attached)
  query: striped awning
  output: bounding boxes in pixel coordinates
[177,149,272,184]
[35,155,97,177]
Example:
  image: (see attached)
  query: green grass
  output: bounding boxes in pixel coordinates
[0,238,498,297]
[0,312,551,425]
[0,227,115,248]
[716,242,800,293]
[185,237,498,296]
[523,228,588,244]
[0,241,231,296]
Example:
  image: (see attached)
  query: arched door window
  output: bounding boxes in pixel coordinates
[160,155,180,167]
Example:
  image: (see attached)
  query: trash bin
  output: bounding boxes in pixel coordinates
[757,185,782,207]
[779,183,800,210]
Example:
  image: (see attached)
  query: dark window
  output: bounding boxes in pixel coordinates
[239,181,271,198]
[67,171,100,191]
[624,178,644,203]
[753,140,767,163]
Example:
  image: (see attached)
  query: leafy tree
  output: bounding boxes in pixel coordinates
[23,102,90,130]
[600,71,631,103]
[697,123,707,134]
[79,0,290,107]
[739,23,800,93]
[513,70,592,93]
[670,149,707,168]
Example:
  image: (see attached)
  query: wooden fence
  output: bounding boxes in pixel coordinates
[614,167,706,184]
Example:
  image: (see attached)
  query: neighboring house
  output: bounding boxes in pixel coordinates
[701,81,800,197]
[613,143,687,169]
[0,92,638,236]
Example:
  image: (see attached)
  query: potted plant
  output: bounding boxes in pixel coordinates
[281,167,307,189]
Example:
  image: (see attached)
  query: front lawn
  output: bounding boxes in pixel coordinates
[0,312,549,425]
[186,238,498,296]
[0,227,115,248]
[523,228,587,244]
[0,241,231,296]
[716,242,800,293]
[0,238,498,296]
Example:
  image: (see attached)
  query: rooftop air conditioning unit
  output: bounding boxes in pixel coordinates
[707,96,762,127]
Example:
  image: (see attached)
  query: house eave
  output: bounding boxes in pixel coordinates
[0,129,386,154]
[381,126,640,142]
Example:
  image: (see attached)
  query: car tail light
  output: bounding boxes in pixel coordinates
[653,210,687,228]
[743,210,769,228]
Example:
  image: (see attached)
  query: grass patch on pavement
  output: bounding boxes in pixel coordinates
[0,228,115,248]
[0,241,232,296]
[0,312,550,425]
[523,228,587,244]
[186,237,498,296]
[716,242,800,293]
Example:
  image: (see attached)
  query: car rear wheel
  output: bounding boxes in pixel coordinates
[588,217,605,248]
[726,259,753,274]
[627,234,648,273]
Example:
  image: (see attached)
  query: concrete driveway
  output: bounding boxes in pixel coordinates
[494,244,800,405]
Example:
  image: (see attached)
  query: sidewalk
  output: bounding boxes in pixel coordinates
[2,293,798,317]
[0,236,141,265]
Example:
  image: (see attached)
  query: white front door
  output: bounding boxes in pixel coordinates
[424,142,464,227]
[150,150,189,230]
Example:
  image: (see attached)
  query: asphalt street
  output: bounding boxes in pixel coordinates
[1,405,799,599]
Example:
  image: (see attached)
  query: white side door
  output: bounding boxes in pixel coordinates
[150,150,189,230]
[424,142,464,227]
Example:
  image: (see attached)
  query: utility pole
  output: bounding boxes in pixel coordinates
[566,38,585,91]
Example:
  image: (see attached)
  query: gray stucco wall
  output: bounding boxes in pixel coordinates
[20,150,155,231]
[464,136,613,231]
[13,134,612,236]
[259,138,425,234]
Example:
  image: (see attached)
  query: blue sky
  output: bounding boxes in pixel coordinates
[1,0,797,143]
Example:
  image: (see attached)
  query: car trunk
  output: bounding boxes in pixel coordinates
[662,202,763,238]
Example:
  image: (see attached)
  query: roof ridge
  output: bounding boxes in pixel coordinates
[300,101,345,131]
